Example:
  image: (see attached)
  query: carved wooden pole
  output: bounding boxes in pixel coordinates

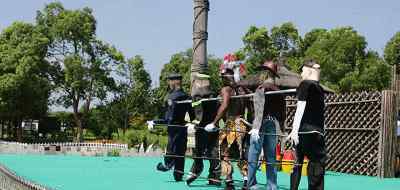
[191,0,209,94]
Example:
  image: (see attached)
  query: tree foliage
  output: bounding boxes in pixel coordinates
[157,49,222,99]
[303,26,390,91]
[0,22,51,141]
[114,55,154,135]
[240,24,391,92]
[241,26,277,74]
[384,32,400,66]
[36,2,124,141]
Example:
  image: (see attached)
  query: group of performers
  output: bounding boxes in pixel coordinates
[147,54,327,190]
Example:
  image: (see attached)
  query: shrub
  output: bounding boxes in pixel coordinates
[107,149,120,157]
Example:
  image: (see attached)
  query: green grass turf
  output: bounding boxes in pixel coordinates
[0,154,399,190]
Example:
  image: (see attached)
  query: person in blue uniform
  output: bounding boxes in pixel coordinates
[148,73,194,181]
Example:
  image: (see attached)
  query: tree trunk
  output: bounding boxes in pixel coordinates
[123,108,127,135]
[72,96,83,142]
[81,97,92,141]
[5,120,10,139]
[0,120,3,139]
[73,113,83,142]
[13,121,17,141]
[14,120,22,142]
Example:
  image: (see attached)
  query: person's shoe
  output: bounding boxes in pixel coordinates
[156,162,169,172]
[174,176,183,182]
[173,172,183,182]
[225,180,235,190]
[186,173,197,185]
[208,179,222,186]
[241,180,248,190]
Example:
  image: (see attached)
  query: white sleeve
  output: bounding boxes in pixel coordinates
[292,101,307,133]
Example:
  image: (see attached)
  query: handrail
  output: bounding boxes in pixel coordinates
[0,163,53,190]
[0,141,128,150]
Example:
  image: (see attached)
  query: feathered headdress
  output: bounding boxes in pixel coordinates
[220,53,246,82]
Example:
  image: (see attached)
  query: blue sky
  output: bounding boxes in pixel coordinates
[1,0,399,86]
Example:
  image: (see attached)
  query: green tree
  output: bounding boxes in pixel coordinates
[0,22,51,141]
[304,27,366,91]
[86,103,121,139]
[36,2,124,141]
[304,27,390,91]
[301,28,327,54]
[240,23,303,74]
[241,26,277,74]
[240,24,390,92]
[116,55,153,133]
[125,56,153,118]
[270,22,303,71]
[154,49,222,120]
[271,22,302,57]
[156,49,222,104]
[384,32,400,65]
[339,52,391,91]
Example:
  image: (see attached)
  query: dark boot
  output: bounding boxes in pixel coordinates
[156,162,170,172]
[173,171,183,182]
[242,180,248,190]
[290,165,302,190]
[225,180,235,190]
[186,173,197,185]
[208,179,222,186]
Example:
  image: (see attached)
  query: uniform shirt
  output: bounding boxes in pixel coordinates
[164,89,194,124]
[297,80,325,130]
[193,94,219,127]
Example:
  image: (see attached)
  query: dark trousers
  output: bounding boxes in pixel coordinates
[190,129,221,180]
[290,125,327,190]
[165,126,187,178]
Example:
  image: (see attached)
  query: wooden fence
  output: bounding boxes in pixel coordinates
[285,90,397,177]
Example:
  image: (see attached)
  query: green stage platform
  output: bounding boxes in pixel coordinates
[0,154,398,190]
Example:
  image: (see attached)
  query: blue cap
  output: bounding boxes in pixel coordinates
[167,73,182,80]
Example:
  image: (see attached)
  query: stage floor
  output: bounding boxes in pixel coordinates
[0,154,398,190]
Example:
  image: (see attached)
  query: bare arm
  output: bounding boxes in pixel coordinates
[212,87,231,124]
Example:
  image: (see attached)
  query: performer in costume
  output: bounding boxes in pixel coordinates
[147,73,195,181]
[244,61,286,190]
[287,60,327,190]
[186,73,222,186]
[204,54,251,190]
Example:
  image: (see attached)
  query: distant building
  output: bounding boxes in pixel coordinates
[21,120,39,132]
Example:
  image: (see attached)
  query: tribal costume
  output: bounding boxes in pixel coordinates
[219,117,249,180]
[204,53,251,190]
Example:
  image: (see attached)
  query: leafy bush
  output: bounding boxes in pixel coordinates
[107,149,120,157]
[112,128,168,150]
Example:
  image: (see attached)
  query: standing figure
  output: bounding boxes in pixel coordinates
[204,54,250,190]
[186,73,222,186]
[246,61,286,190]
[287,60,327,190]
[148,73,194,181]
